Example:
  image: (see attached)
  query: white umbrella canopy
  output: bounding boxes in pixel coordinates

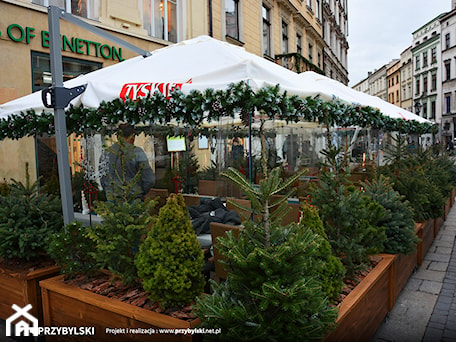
[299,71,431,124]
[0,35,337,119]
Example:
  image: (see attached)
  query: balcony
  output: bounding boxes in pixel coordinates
[275,53,324,75]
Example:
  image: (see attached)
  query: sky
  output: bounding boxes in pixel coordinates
[347,0,452,86]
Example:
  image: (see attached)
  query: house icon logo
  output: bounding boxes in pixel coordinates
[5,304,39,337]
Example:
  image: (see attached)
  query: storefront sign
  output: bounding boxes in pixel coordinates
[119,81,192,101]
[2,23,123,62]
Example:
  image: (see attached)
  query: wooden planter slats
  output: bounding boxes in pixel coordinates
[416,220,434,266]
[0,264,60,324]
[40,275,201,341]
[325,254,395,342]
[388,252,417,309]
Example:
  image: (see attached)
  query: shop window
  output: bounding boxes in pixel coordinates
[143,0,179,43]
[31,52,101,187]
[31,51,101,92]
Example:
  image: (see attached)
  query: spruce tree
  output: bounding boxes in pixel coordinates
[362,175,418,255]
[310,141,386,280]
[0,163,62,262]
[135,193,205,309]
[195,114,338,341]
[86,139,156,285]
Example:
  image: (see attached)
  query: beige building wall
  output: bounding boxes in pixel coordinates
[387,59,401,107]
[0,0,168,183]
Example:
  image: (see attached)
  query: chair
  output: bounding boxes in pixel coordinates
[210,222,242,283]
[226,198,254,221]
[145,188,169,214]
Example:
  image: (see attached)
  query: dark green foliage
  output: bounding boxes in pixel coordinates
[362,175,418,255]
[178,146,200,193]
[0,83,434,141]
[310,143,387,280]
[86,139,156,285]
[0,179,10,196]
[195,166,338,341]
[135,193,205,309]
[299,203,345,303]
[381,138,455,221]
[46,221,97,278]
[0,164,62,262]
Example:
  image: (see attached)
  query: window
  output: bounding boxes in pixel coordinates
[431,73,437,90]
[446,94,451,114]
[430,100,436,120]
[431,47,437,63]
[316,0,321,19]
[296,33,302,55]
[415,77,420,95]
[32,51,101,92]
[226,0,240,40]
[445,61,451,81]
[423,102,428,119]
[423,51,428,67]
[32,0,99,20]
[262,5,271,56]
[307,0,312,10]
[308,42,313,61]
[415,55,420,69]
[423,75,428,93]
[281,21,288,53]
[143,0,179,42]
[446,33,451,49]
[317,52,321,68]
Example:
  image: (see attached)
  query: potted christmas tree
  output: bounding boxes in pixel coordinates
[40,138,204,341]
[0,163,62,324]
[195,113,340,341]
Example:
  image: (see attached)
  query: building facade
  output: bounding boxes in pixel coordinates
[386,59,401,107]
[412,15,444,130]
[440,8,456,143]
[322,0,348,84]
[400,46,414,113]
[0,0,347,184]
[368,65,387,101]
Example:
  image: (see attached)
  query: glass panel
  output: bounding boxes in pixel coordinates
[167,0,178,43]
[225,0,238,39]
[71,0,99,20]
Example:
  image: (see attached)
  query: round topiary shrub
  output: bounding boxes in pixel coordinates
[135,193,205,309]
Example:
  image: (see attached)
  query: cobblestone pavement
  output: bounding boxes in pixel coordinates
[372,206,456,342]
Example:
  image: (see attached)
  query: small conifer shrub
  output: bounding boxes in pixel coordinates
[86,139,156,285]
[135,193,205,309]
[46,221,97,278]
[0,163,62,262]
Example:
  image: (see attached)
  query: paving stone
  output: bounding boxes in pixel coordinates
[404,278,422,291]
[423,327,443,342]
[428,261,449,272]
[424,253,451,263]
[439,295,454,305]
[414,268,446,282]
[420,280,443,295]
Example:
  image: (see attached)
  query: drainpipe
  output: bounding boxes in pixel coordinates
[208,0,213,37]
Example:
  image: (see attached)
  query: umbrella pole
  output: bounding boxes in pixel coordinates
[48,6,74,225]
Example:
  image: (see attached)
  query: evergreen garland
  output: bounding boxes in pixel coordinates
[0,83,435,140]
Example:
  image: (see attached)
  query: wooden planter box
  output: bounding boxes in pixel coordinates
[444,197,452,221]
[325,254,395,342]
[0,264,60,324]
[388,252,417,310]
[40,275,201,341]
[416,220,434,266]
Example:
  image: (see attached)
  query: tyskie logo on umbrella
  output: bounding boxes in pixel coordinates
[119,80,192,101]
